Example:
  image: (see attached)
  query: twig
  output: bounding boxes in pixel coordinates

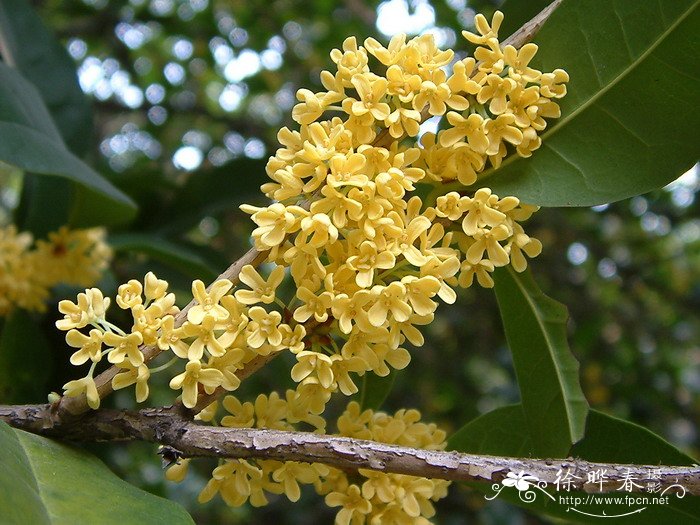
[2,403,698,495]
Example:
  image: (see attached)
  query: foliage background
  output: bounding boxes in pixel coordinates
[0,0,697,523]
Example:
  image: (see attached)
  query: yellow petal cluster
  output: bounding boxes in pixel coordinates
[0,225,110,316]
[238,10,565,415]
[55,10,569,522]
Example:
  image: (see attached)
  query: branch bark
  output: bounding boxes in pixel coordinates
[2,403,698,496]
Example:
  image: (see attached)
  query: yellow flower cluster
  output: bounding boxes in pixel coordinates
[194,400,449,524]
[239,10,565,410]
[55,10,568,523]
[0,225,111,316]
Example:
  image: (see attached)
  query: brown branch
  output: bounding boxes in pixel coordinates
[2,403,699,496]
[56,0,564,417]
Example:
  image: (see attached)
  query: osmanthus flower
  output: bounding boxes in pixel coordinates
[508,230,544,273]
[329,354,367,395]
[169,359,224,409]
[419,257,461,304]
[30,226,111,290]
[466,224,512,267]
[241,202,307,250]
[235,265,285,305]
[271,462,330,503]
[460,188,508,236]
[253,391,290,430]
[66,328,103,365]
[198,460,268,507]
[295,376,334,415]
[56,288,111,330]
[440,112,488,151]
[297,213,340,249]
[331,290,373,334]
[179,315,226,360]
[371,343,412,377]
[245,307,283,348]
[144,271,170,303]
[116,279,143,309]
[388,314,432,349]
[367,282,412,327]
[346,241,396,288]
[458,259,496,289]
[156,315,190,357]
[63,375,100,410]
[292,88,325,125]
[348,74,391,121]
[325,484,372,525]
[221,395,256,428]
[112,362,150,403]
[279,323,306,354]
[105,331,145,367]
[291,351,335,389]
[188,279,233,324]
[293,285,333,323]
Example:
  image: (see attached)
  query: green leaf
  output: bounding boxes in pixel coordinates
[155,158,267,236]
[109,233,220,282]
[571,411,697,465]
[0,310,52,404]
[493,267,588,457]
[0,0,93,155]
[0,63,136,226]
[14,174,75,238]
[449,406,699,524]
[449,405,695,464]
[487,0,700,206]
[447,404,532,456]
[0,421,194,525]
[359,370,398,411]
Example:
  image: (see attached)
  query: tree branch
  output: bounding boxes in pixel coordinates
[2,403,698,496]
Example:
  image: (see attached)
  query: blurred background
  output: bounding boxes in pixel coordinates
[2,0,698,522]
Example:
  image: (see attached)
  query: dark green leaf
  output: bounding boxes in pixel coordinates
[14,174,75,237]
[0,421,194,525]
[110,233,219,282]
[0,63,136,226]
[0,310,52,404]
[0,0,93,155]
[447,404,532,456]
[156,158,267,236]
[572,411,697,465]
[359,370,398,411]
[449,406,698,523]
[488,0,700,206]
[493,267,588,457]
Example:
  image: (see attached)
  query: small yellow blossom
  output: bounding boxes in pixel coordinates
[63,375,100,410]
[325,484,372,525]
[66,328,103,365]
[246,307,283,348]
[170,359,224,408]
[105,331,144,367]
[112,362,150,402]
[346,241,395,288]
[188,279,233,324]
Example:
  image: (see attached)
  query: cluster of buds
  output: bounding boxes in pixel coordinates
[0,225,110,316]
[56,11,568,524]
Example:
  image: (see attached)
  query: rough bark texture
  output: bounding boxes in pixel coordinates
[2,403,698,496]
